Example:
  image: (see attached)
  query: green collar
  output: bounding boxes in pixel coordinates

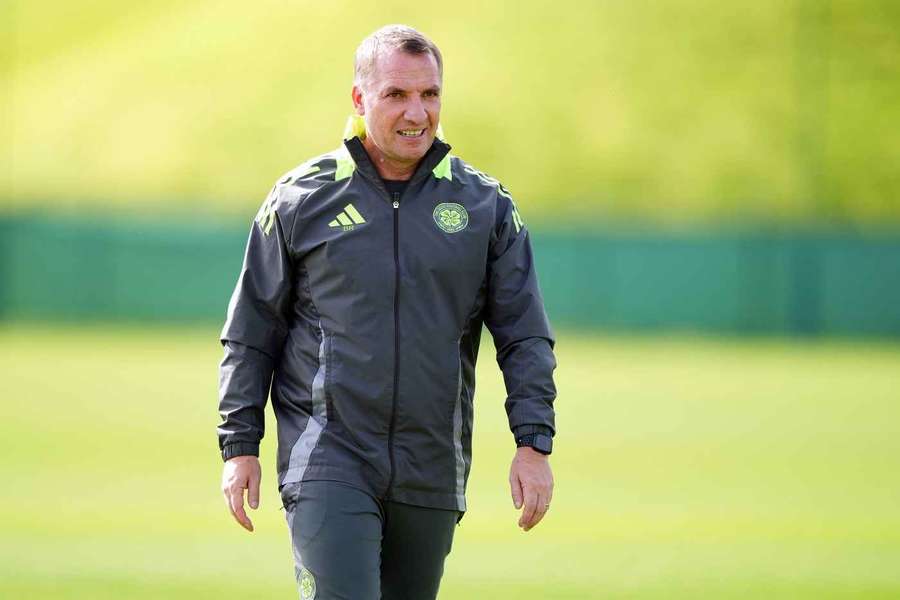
[339,115,451,182]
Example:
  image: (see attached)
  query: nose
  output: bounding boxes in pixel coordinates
[403,96,427,124]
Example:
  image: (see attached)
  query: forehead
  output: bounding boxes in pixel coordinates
[368,49,441,91]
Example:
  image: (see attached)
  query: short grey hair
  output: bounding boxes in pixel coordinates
[354,24,443,90]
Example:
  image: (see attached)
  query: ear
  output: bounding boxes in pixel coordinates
[351,84,365,116]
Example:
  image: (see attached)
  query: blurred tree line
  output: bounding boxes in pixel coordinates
[2,0,898,226]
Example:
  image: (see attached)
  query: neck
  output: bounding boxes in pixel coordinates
[361,137,418,181]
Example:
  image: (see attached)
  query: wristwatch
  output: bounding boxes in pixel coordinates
[515,432,553,455]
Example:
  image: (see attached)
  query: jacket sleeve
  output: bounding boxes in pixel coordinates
[216,187,295,461]
[483,187,558,442]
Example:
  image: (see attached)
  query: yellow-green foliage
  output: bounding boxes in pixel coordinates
[3,0,899,225]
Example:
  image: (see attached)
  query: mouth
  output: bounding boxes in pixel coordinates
[397,128,426,138]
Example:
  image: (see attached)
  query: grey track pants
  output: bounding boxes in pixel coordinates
[280,480,460,600]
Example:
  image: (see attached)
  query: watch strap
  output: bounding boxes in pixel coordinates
[515,432,553,455]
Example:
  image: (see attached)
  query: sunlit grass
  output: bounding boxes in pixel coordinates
[1,325,899,598]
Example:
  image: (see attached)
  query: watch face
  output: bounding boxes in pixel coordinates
[533,434,552,453]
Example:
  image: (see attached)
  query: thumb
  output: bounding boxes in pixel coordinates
[510,472,524,509]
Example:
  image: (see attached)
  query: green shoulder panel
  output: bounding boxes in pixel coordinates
[278,155,333,186]
[458,160,525,233]
[255,154,338,237]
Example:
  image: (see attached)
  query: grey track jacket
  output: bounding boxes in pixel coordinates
[217,126,557,514]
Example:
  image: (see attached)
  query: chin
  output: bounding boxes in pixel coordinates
[395,146,429,163]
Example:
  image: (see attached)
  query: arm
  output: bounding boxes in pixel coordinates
[217,186,295,532]
[483,187,558,532]
[218,341,272,532]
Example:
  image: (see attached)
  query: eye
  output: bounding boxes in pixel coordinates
[387,91,403,98]
[424,90,439,98]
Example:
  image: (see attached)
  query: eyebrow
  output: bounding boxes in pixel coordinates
[382,85,441,95]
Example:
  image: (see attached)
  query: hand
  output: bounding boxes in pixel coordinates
[221,455,261,532]
[509,446,554,532]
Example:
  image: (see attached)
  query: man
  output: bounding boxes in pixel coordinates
[218,24,557,599]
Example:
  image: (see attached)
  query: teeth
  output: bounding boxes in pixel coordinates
[399,129,424,137]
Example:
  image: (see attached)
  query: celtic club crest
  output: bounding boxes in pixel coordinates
[298,567,316,599]
[433,202,469,233]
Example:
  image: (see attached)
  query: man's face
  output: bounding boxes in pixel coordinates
[352,48,442,170]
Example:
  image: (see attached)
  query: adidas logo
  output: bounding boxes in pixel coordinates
[329,204,367,231]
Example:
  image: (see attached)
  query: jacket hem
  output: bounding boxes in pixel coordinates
[277,465,381,500]
[388,485,466,513]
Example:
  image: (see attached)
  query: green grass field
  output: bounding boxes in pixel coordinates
[1,325,899,598]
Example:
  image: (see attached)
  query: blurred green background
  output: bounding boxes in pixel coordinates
[3,0,899,223]
[2,1,900,598]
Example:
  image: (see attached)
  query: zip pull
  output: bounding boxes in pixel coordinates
[392,191,400,209]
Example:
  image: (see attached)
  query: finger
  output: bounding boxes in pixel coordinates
[509,473,524,509]
[248,472,260,510]
[223,487,237,519]
[524,495,549,531]
[230,488,254,532]
[519,484,538,529]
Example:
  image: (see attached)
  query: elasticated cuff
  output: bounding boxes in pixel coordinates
[221,442,260,462]
[512,424,554,440]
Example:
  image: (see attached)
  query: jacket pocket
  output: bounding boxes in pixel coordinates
[279,481,302,512]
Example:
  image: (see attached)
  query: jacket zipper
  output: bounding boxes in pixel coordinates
[386,191,401,496]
